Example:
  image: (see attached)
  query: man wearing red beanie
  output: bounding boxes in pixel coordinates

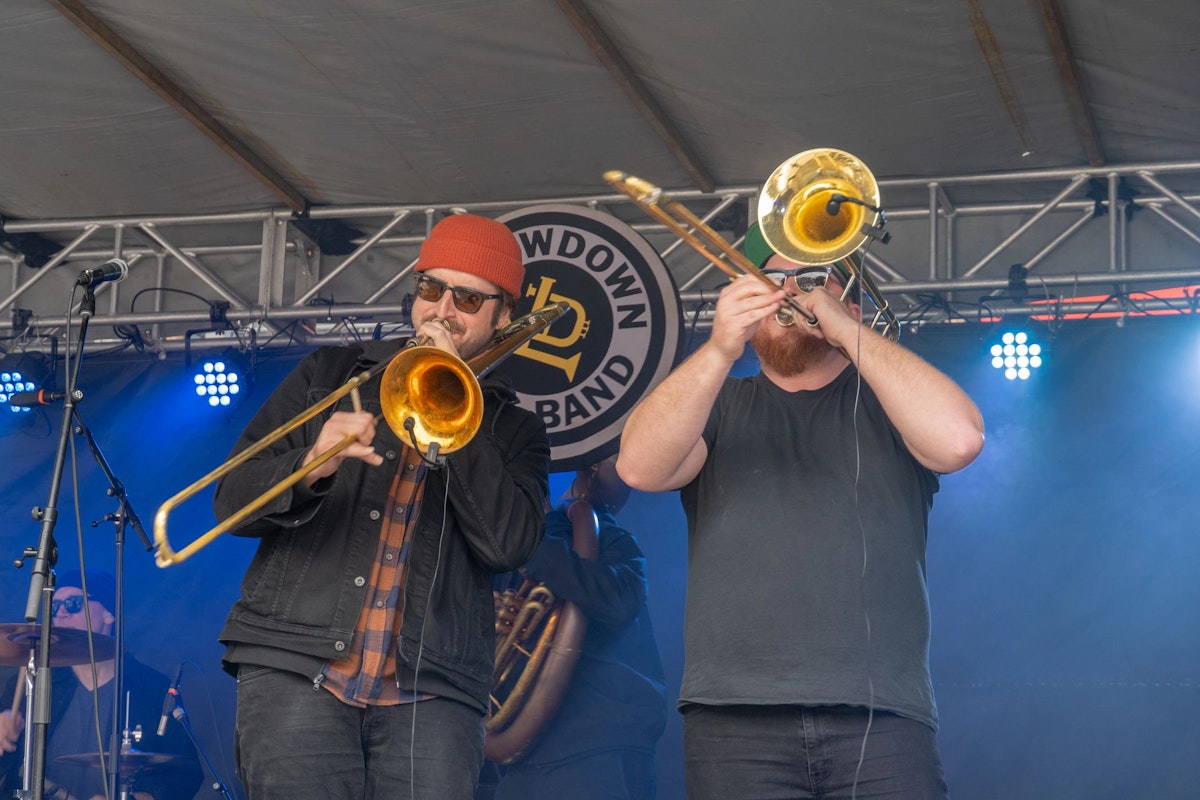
[215,214,550,799]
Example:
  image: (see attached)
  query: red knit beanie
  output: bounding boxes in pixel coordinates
[416,214,525,298]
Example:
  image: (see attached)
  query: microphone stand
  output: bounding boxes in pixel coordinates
[75,406,155,800]
[170,692,238,800]
[15,285,99,800]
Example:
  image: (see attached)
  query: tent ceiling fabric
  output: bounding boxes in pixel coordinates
[4,0,1198,214]
[1,0,1199,346]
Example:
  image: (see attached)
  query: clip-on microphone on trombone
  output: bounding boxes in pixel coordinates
[403,417,444,468]
[825,194,891,244]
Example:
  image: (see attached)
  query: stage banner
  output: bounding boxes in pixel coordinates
[496,204,683,472]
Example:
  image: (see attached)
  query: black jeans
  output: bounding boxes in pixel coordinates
[235,666,484,800]
[683,704,948,800]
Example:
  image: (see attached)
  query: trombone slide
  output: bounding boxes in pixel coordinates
[604,171,819,326]
[153,368,377,566]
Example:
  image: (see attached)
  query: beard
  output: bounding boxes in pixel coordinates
[751,320,836,377]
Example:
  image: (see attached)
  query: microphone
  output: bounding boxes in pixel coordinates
[7,390,66,407]
[825,193,882,216]
[825,193,848,216]
[157,662,184,736]
[75,258,129,287]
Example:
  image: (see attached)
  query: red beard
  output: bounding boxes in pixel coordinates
[751,320,835,377]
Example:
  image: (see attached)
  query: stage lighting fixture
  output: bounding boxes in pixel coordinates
[192,349,252,409]
[1,369,37,414]
[1,353,54,418]
[989,330,1043,381]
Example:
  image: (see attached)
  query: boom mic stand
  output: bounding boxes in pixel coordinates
[77,411,154,800]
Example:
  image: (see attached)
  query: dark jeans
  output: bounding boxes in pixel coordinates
[492,749,657,800]
[235,666,484,800]
[682,704,948,800]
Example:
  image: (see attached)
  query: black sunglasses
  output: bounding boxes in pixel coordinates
[414,274,502,314]
[760,266,835,293]
[51,595,86,615]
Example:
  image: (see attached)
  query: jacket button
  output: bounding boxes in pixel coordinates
[385,450,397,460]
[354,576,366,587]
[334,641,346,652]
[369,510,381,521]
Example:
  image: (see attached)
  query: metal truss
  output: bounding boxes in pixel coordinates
[2,160,1200,362]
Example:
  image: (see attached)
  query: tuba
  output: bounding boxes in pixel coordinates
[484,498,599,764]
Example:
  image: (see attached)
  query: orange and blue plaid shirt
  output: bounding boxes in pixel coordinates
[321,448,430,707]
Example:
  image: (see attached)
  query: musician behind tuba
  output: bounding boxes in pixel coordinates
[483,455,669,800]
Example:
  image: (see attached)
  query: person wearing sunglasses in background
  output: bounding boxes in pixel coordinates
[214,214,550,799]
[0,570,202,800]
[617,223,985,799]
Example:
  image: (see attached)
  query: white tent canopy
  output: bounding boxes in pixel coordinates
[2,0,1199,352]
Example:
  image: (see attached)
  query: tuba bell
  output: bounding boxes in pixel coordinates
[484,498,599,764]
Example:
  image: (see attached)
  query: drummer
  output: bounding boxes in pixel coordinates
[0,570,202,800]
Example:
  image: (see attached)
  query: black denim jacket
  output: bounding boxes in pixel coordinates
[215,340,549,712]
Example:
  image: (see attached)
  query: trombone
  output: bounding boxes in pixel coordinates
[153,301,572,567]
[605,147,899,340]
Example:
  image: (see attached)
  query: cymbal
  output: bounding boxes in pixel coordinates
[0,623,116,667]
[58,748,185,770]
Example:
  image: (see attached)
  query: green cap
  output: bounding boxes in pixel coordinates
[743,221,775,269]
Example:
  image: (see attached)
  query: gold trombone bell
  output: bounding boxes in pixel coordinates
[380,344,483,456]
[757,148,881,266]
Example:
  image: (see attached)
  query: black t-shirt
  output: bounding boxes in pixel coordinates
[679,366,941,729]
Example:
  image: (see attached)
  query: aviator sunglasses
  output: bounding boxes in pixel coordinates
[51,595,87,615]
[414,274,502,314]
[760,265,835,293]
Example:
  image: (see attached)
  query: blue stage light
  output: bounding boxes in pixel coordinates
[191,350,250,409]
[990,330,1043,381]
[1,354,54,416]
[1,369,37,414]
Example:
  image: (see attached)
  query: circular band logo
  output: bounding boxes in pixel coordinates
[497,205,682,472]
